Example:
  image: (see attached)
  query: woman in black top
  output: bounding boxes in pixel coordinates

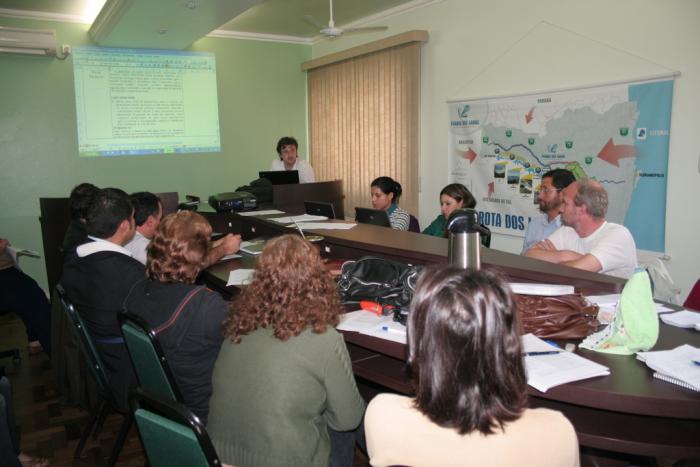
[124,211,229,424]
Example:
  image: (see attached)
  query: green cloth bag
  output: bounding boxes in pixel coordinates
[580,269,659,355]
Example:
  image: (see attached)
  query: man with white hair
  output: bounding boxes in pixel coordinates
[525,179,637,278]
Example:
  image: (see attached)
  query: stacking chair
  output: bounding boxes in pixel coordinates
[479,224,492,248]
[118,311,183,403]
[131,388,222,467]
[55,284,132,466]
[408,215,421,233]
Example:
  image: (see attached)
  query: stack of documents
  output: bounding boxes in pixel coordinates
[521,333,610,392]
[293,222,356,230]
[238,209,285,216]
[226,269,254,286]
[637,344,700,392]
[336,310,406,344]
[240,240,266,255]
[509,283,574,296]
[585,293,677,314]
[268,214,328,224]
[659,310,700,330]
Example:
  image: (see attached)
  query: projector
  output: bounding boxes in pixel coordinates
[208,192,257,213]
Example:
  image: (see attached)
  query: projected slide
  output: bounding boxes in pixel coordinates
[72,47,221,157]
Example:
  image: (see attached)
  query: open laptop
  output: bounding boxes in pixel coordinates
[355,207,391,227]
[304,201,336,219]
[259,170,299,185]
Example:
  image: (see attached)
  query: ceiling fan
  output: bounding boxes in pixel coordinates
[304,0,388,38]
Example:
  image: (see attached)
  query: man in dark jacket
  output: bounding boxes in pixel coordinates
[60,188,145,410]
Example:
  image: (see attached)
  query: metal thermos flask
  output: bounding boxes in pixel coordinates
[447,208,488,270]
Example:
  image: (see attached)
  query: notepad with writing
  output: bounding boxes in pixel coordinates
[521,333,610,392]
[638,344,700,392]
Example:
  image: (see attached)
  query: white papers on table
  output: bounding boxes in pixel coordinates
[226,269,254,286]
[637,344,700,392]
[290,222,357,230]
[521,333,562,353]
[659,310,700,329]
[238,209,285,216]
[240,240,265,255]
[585,294,620,309]
[337,310,407,344]
[217,253,242,262]
[521,333,610,392]
[268,214,328,224]
[585,293,678,315]
[509,283,574,296]
[655,303,677,313]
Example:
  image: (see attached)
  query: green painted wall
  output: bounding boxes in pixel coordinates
[0,17,310,290]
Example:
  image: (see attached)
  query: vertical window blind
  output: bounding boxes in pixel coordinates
[305,36,423,219]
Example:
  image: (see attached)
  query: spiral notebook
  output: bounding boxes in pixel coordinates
[638,344,700,393]
[653,372,700,392]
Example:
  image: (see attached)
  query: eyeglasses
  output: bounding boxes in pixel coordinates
[538,188,561,194]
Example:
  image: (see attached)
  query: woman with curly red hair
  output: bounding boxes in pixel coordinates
[124,210,229,425]
[207,234,365,467]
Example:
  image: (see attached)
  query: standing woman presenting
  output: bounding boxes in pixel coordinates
[370,176,410,231]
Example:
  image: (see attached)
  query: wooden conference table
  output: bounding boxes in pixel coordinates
[202,211,700,460]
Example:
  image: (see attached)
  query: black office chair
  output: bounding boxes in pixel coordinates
[56,284,132,466]
[118,311,183,403]
[479,223,491,248]
[408,215,420,233]
[131,388,222,467]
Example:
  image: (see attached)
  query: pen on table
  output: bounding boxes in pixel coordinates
[523,351,562,356]
[381,326,405,335]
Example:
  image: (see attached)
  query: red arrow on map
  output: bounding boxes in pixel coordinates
[487,182,494,197]
[525,107,535,124]
[597,138,635,166]
[456,147,477,163]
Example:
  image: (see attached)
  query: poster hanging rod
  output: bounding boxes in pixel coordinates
[446,71,680,104]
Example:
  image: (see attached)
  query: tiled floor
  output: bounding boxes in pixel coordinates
[1,313,143,466]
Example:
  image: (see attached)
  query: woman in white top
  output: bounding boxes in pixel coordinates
[370,176,410,230]
[365,266,580,467]
[270,136,315,183]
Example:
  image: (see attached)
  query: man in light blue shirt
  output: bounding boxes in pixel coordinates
[521,169,575,254]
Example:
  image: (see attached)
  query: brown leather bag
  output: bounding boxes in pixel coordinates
[515,293,600,340]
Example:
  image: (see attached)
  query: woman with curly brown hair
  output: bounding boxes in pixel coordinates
[207,234,365,467]
[123,211,229,425]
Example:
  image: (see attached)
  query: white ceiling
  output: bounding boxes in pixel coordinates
[0,0,434,47]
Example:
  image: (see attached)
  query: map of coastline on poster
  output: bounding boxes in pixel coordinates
[448,78,673,251]
[448,77,673,252]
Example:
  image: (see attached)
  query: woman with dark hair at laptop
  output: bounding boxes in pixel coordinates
[370,176,410,230]
[270,136,316,183]
[364,266,579,466]
[208,235,365,467]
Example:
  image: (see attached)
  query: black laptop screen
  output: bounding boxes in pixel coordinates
[259,170,299,185]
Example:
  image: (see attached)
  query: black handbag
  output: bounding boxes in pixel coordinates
[336,257,422,315]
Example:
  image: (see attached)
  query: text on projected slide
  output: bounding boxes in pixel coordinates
[72,47,221,157]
